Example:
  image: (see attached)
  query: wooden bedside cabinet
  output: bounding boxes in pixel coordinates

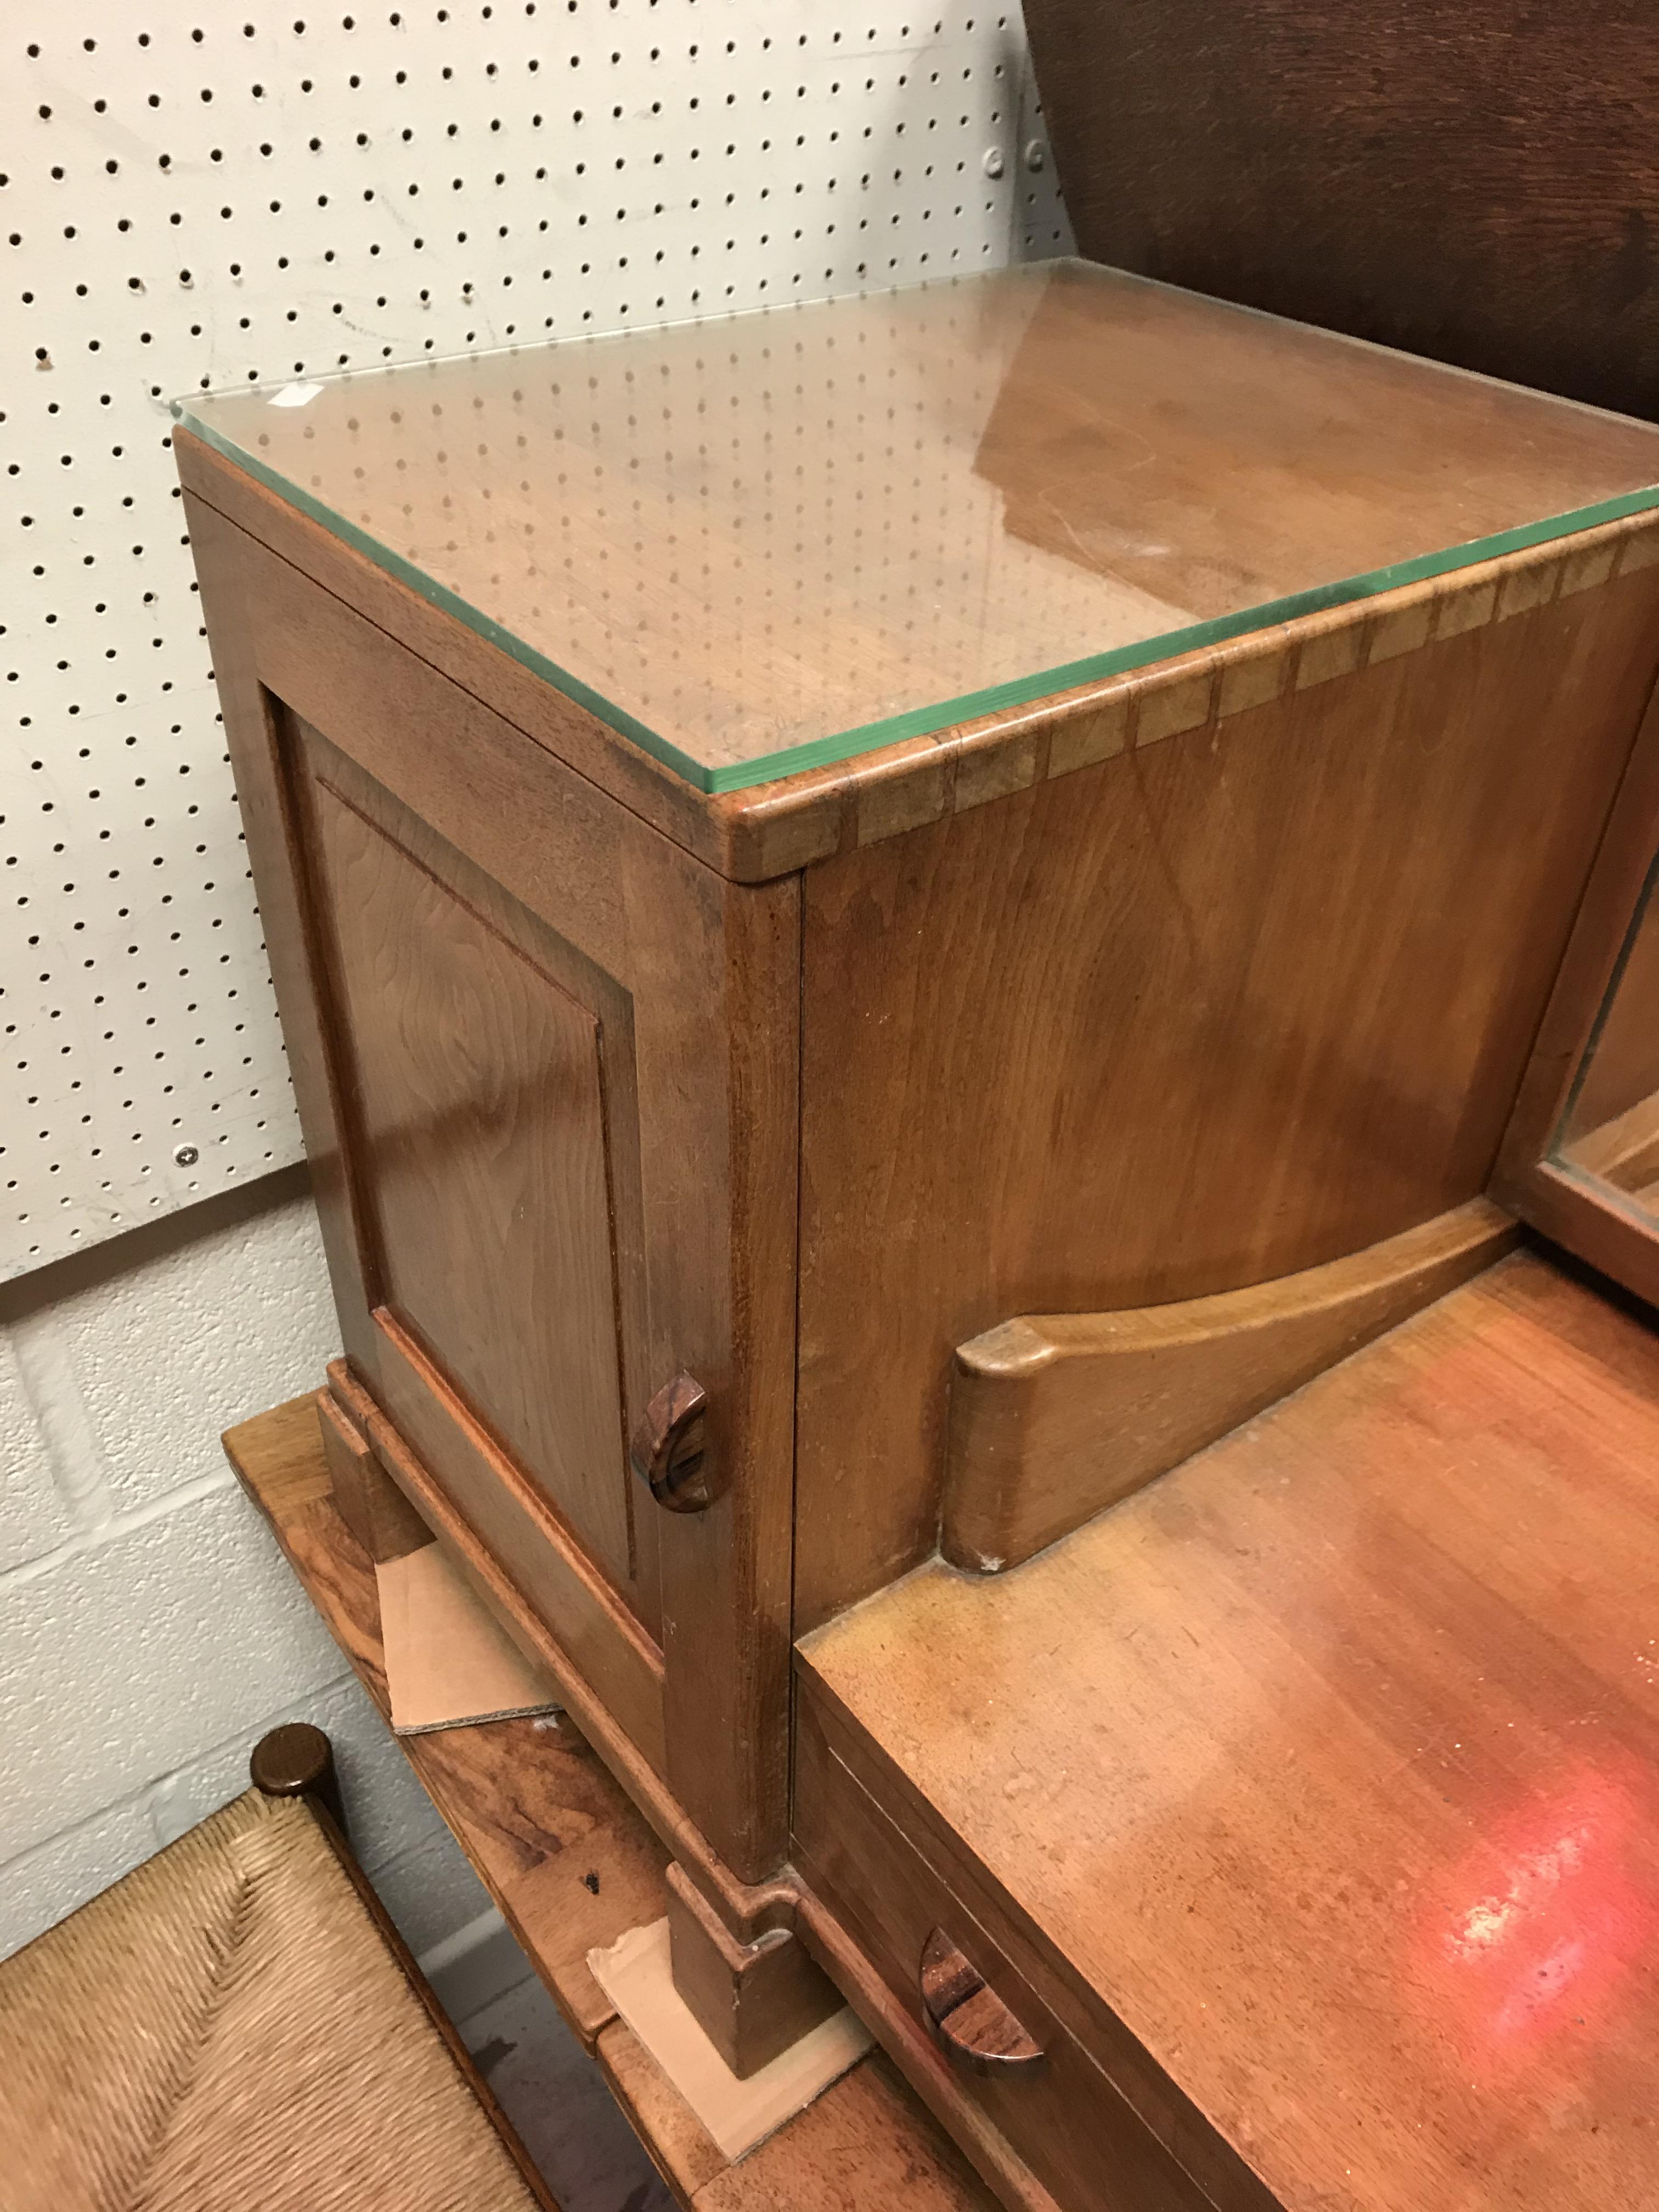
[177,259,1659,2201]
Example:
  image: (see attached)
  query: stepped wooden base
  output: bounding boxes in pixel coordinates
[316,1387,432,1564]
[318,1365,835,2078]
[665,1863,842,2081]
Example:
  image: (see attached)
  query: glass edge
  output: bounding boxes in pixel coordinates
[174,409,718,792]
[170,259,1067,415]
[708,484,1659,793]
[1070,259,1659,442]
[175,407,1659,801]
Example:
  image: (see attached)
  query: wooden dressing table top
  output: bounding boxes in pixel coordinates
[798,1250,1659,2212]
[174,260,1659,793]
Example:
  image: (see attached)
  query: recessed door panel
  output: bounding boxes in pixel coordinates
[302,748,637,1602]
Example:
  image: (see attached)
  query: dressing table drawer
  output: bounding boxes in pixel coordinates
[792,1691,1252,2212]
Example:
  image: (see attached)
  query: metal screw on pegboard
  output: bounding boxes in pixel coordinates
[981,147,1006,180]
[1024,140,1047,172]
[173,1143,199,1167]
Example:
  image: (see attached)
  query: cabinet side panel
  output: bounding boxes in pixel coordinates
[184,494,379,1368]
[191,493,799,1877]
[795,568,1659,1628]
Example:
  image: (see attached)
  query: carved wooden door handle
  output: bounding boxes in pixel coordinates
[629,1372,712,1512]
[919,1928,1043,2075]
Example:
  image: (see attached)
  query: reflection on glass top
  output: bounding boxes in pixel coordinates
[176,260,1659,793]
[1555,857,1659,1223]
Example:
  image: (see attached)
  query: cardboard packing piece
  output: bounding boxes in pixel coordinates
[586,1918,874,2161]
[376,1541,563,1735]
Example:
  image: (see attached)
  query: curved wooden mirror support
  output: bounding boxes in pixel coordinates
[944,1200,1516,1576]
[1493,687,1659,1307]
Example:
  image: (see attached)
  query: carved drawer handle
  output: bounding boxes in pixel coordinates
[629,1372,712,1513]
[919,1927,1043,2075]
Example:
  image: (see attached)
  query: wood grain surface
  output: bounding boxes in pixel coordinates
[190,490,802,1881]
[943,1197,1516,1574]
[597,2019,731,2200]
[174,431,741,873]
[177,420,1659,888]
[317,1386,432,1565]
[180,259,1659,786]
[692,2050,1002,2212]
[295,709,673,1768]
[337,1353,672,1782]
[1024,0,1659,419]
[664,1862,842,2081]
[225,1395,668,2050]
[799,1251,1659,2212]
[792,1879,1066,2212]
[305,737,635,1592]
[796,571,1659,1628]
[794,1699,1239,2212]
[221,1393,997,2212]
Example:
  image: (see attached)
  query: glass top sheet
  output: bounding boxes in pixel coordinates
[177,260,1659,793]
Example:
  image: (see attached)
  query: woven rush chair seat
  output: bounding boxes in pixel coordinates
[0,1784,552,2212]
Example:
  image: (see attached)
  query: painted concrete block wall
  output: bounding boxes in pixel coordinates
[0,1182,501,1989]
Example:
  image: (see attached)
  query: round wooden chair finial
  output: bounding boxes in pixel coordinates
[250,1722,345,1833]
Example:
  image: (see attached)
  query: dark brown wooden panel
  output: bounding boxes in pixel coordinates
[1025,1,1659,419]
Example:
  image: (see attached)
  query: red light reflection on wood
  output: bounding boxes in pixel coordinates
[1420,1762,1655,2068]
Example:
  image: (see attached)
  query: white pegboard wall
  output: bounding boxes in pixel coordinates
[2,0,1069,1279]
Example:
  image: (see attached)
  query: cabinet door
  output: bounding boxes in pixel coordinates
[299,726,646,1616]
[187,486,798,1878]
